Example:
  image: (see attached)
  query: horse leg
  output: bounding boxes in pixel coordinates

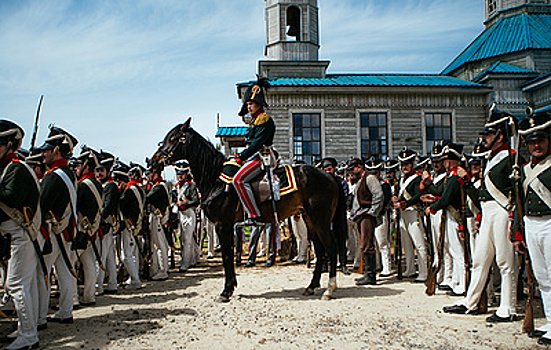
[322,241,338,301]
[216,224,237,303]
[303,236,324,296]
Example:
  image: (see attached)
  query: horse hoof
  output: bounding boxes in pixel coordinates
[321,294,332,301]
[303,288,315,296]
[216,295,231,303]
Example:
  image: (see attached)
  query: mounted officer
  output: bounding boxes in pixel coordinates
[74,146,104,306]
[95,150,119,295]
[231,80,276,226]
[37,125,79,327]
[0,120,41,350]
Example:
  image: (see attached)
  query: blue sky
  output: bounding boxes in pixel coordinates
[0,0,484,169]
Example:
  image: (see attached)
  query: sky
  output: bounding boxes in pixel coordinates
[0,0,484,172]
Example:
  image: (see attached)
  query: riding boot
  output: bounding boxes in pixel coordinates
[356,253,377,286]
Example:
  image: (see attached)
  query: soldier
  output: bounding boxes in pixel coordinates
[391,147,428,282]
[348,158,383,285]
[145,167,171,281]
[0,120,41,350]
[95,150,119,295]
[425,143,467,296]
[25,149,45,180]
[444,106,520,322]
[512,109,551,345]
[174,165,200,272]
[119,163,145,289]
[37,126,79,327]
[232,81,276,226]
[73,146,104,306]
[365,157,393,277]
[419,141,453,290]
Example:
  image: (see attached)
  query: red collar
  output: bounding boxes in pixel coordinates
[126,180,141,189]
[46,159,69,173]
[0,152,18,169]
[490,142,509,156]
[448,167,459,175]
[79,172,96,182]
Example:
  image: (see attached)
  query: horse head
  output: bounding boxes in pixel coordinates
[149,117,192,172]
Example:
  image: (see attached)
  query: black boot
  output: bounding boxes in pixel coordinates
[356,253,376,285]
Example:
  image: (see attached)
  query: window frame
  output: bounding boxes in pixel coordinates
[357,110,390,161]
[290,111,324,165]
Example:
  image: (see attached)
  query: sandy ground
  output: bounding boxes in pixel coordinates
[1,256,546,350]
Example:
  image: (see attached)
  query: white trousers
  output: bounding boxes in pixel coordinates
[431,211,453,285]
[291,216,308,262]
[96,230,117,293]
[375,213,392,275]
[525,215,551,337]
[400,210,428,280]
[149,214,169,280]
[445,213,466,294]
[79,237,98,304]
[204,216,218,256]
[179,208,198,270]
[38,233,76,324]
[121,228,141,287]
[1,220,39,348]
[459,201,516,317]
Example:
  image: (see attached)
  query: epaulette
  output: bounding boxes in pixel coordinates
[253,113,270,126]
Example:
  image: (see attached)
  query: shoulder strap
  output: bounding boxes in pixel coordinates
[54,168,78,221]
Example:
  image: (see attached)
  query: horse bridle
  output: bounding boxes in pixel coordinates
[156,129,188,166]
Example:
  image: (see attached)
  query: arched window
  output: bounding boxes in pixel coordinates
[286,6,301,41]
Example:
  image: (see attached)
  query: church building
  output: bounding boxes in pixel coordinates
[216,0,551,164]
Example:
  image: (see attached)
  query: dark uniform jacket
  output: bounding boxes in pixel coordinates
[77,172,103,235]
[119,180,145,226]
[0,154,40,224]
[238,112,275,161]
[146,180,170,214]
[419,170,447,197]
[174,181,199,210]
[429,167,463,214]
[512,152,551,242]
[101,181,120,222]
[398,173,422,210]
[40,159,77,240]
[475,145,520,205]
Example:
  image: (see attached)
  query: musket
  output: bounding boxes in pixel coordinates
[460,183,472,290]
[49,211,81,282]
[30,95,43,150]
[425,210,446,296]
[393,178,402,280]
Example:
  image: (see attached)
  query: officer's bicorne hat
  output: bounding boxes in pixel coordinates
[384,159,399,173]
[479,103,516,137]
[76,145,100,170]
[238,78,269,117]
[430,140,446,161]
[397,147,417,164]
[0,120,24,150]
[128,162,145,179]
[37,125,78,157]
[365,157,383,173]
[96,150,116,171]
[441,143,464,161]
[112,161,130,182]
[518,107,551,142]
[415,156,431,171]
[320,157,338,169]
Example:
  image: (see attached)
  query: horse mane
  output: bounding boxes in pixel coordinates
[186,127,226,194]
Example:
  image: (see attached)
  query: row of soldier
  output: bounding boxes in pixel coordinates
[0,120,214,350]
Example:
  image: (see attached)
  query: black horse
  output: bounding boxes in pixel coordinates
[149,118,346,302]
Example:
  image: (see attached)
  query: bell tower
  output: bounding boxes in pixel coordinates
[485,0,551,27]
[259,0,330,79]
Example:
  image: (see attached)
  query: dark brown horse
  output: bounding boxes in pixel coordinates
[149,118,346,302]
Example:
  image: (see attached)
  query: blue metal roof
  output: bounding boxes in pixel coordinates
[473,61,537,81]
[442,13,551,75]
[215,126,248,137]
[238,74,488,88]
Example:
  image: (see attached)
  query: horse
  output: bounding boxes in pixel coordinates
[148,118,346,302]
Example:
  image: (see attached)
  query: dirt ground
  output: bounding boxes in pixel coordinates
[0,256,546,350]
